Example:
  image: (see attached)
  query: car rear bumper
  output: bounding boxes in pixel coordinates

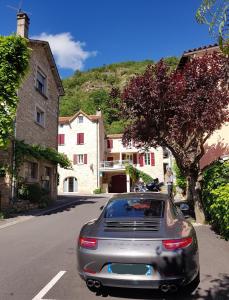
[79,269,199,289]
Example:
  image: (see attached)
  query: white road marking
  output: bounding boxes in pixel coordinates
[32,271,66,300]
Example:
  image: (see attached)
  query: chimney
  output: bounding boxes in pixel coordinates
[17,12,30,38]
[96,109,102,116]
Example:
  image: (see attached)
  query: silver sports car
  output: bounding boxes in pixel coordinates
[77,193,199,294]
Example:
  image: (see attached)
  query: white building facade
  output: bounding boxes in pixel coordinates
[58,111,171,194]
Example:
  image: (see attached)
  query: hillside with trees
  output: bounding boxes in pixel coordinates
[60,57,179,133]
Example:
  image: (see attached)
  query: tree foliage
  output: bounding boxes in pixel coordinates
[0,35,30,147]
[121,53,229,222]
[14,140,72,178]
[196,0,229,54]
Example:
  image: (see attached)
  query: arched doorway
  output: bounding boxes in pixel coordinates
[63,177,78,192]
[110,174,127,193]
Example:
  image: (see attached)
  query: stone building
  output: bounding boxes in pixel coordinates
[0,12,64,209]
[58,110,170,194]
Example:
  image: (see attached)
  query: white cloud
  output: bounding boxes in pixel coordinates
[31,32,97,70]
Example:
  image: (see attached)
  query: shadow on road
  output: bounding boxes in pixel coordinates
[3,195,107,219]
[92,273,229,300]
[41,200,97,216]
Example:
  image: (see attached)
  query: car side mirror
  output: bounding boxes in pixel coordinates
[100,205,104,210]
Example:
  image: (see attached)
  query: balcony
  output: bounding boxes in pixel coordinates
[100,160,132,171]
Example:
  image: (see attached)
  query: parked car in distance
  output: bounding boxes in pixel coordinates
[77,193,199,294]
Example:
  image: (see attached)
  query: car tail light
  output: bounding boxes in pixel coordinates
[79,237,97,249]
[162,237,193,250]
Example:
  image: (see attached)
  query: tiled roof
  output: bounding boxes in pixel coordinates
[183,43,219,56]
[90,115,101,121]
[59,111,101,124]
[178,43,220,68]
[59,117,71,124]
[107,133,123,139]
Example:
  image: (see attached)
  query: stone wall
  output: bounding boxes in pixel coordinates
[16,43,59,149]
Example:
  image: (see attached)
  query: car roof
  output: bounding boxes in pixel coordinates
[109,192,168,201]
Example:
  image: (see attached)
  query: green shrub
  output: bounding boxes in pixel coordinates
[93,188,102,194]
[39,194,54,208]
[139,171,153,184]
[27,184,43,203]
[17,183,43,203]
[210,184,229,239]
[202,161,229,239]
[173,162,187,191]
[0,211,4,219]
[125,164,153,184]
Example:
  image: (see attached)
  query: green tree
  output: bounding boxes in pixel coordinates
[0,35,30,147]
[196,0,229,54]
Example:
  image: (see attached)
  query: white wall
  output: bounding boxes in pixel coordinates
[58,114,101,193]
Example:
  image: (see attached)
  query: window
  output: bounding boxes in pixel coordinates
[30,162,38,179]
[58,134,65,145]
[78,116,84,123]
[126,154,133,161]
[73,154,87,165]
[36,69,47,95]
[36,107,45,127]
[77,154,84,164]
[105,198,164,218]
[144,153,150,165]
[77,133,84,145]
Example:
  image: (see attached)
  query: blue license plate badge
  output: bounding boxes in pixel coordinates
[107,264,153,276]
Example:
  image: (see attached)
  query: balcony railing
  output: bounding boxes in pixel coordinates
[100,160,132,170]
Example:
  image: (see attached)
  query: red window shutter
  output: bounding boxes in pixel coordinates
[73,154,77,165]
[139,154,144,167]
[84,154,87,164]
[58,134,61,145]
[81,133,84,144]
[133,153,137,164]
[151,153,155,166]
[107,139,113,149]
[77,133,84,144]
[58,134,65,145]
[61,134,65,145]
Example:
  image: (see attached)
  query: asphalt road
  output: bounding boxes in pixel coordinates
[0,196,228,300]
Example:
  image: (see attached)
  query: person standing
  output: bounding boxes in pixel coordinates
[165,167,174,200]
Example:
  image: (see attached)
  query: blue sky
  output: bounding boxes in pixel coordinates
[1,0,214,77]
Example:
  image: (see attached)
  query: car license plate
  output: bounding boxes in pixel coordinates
[107,264,153,275]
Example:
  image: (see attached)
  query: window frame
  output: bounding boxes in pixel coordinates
[35,106,45,127]
[144,153,150,165]
[78,116,84,123]
[36,68,47,96]
[77,154,84,165]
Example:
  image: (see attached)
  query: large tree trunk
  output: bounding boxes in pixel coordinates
[187,171,205,224]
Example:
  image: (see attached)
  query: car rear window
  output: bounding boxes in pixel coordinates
[104,198,164,218]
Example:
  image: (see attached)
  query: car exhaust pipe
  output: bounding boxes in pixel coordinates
[86,279,94,288]
[169,284,178,292]
[160,284,170,293]
[94,280,101,289]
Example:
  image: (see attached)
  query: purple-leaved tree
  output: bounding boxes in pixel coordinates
[121,53,229,223]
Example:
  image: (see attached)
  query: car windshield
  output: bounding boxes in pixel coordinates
[104,198,164,218]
